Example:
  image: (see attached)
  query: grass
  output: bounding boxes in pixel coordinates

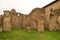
[0,28,60,40]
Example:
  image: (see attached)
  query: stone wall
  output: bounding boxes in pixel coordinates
[0,15,3,32]
[44,0,60,29]
[10,9,23,28]
[23,15,31,32]
[30,8,45,32]
[3,11,11,31]
[49,9,58,31]
[0,7,60,32]
[0,0,60,32]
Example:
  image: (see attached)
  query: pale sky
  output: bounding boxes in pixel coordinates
[0,0,55,15]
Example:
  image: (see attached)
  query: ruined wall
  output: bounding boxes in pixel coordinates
[56,9,60,30]
[49,9,58,31]
[30,8,45,32]
[0,15,3,32]
[44,0,60,30]
[0,0,60,32]
[10,9,23,28]
[37,9,45,32]
[3,11,11,31]
[30,8,39,29]
[23,15,31,32]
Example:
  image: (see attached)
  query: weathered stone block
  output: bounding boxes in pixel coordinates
[0,15,3,32]
[37,20,44,32]
[0,26,2,32]
[49,16,57,32]
[3,11,11,32]
[56,16,60,30]
[26,26,31,32]
[23,15,32,32]
[32,22,37,29]
[3,16,11,31]
[57,16,60,26]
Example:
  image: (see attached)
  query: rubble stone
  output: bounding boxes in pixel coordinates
[0,15,3,32]
[3,11,11,32]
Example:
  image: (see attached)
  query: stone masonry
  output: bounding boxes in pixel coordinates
[0,0,60,32]
[0,15,3,32]
[3,11,11,31]
[0,8,60,32]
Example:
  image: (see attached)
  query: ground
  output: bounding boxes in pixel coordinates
[0,28,60,40]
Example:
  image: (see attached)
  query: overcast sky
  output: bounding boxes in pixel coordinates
[0,0,55,15]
